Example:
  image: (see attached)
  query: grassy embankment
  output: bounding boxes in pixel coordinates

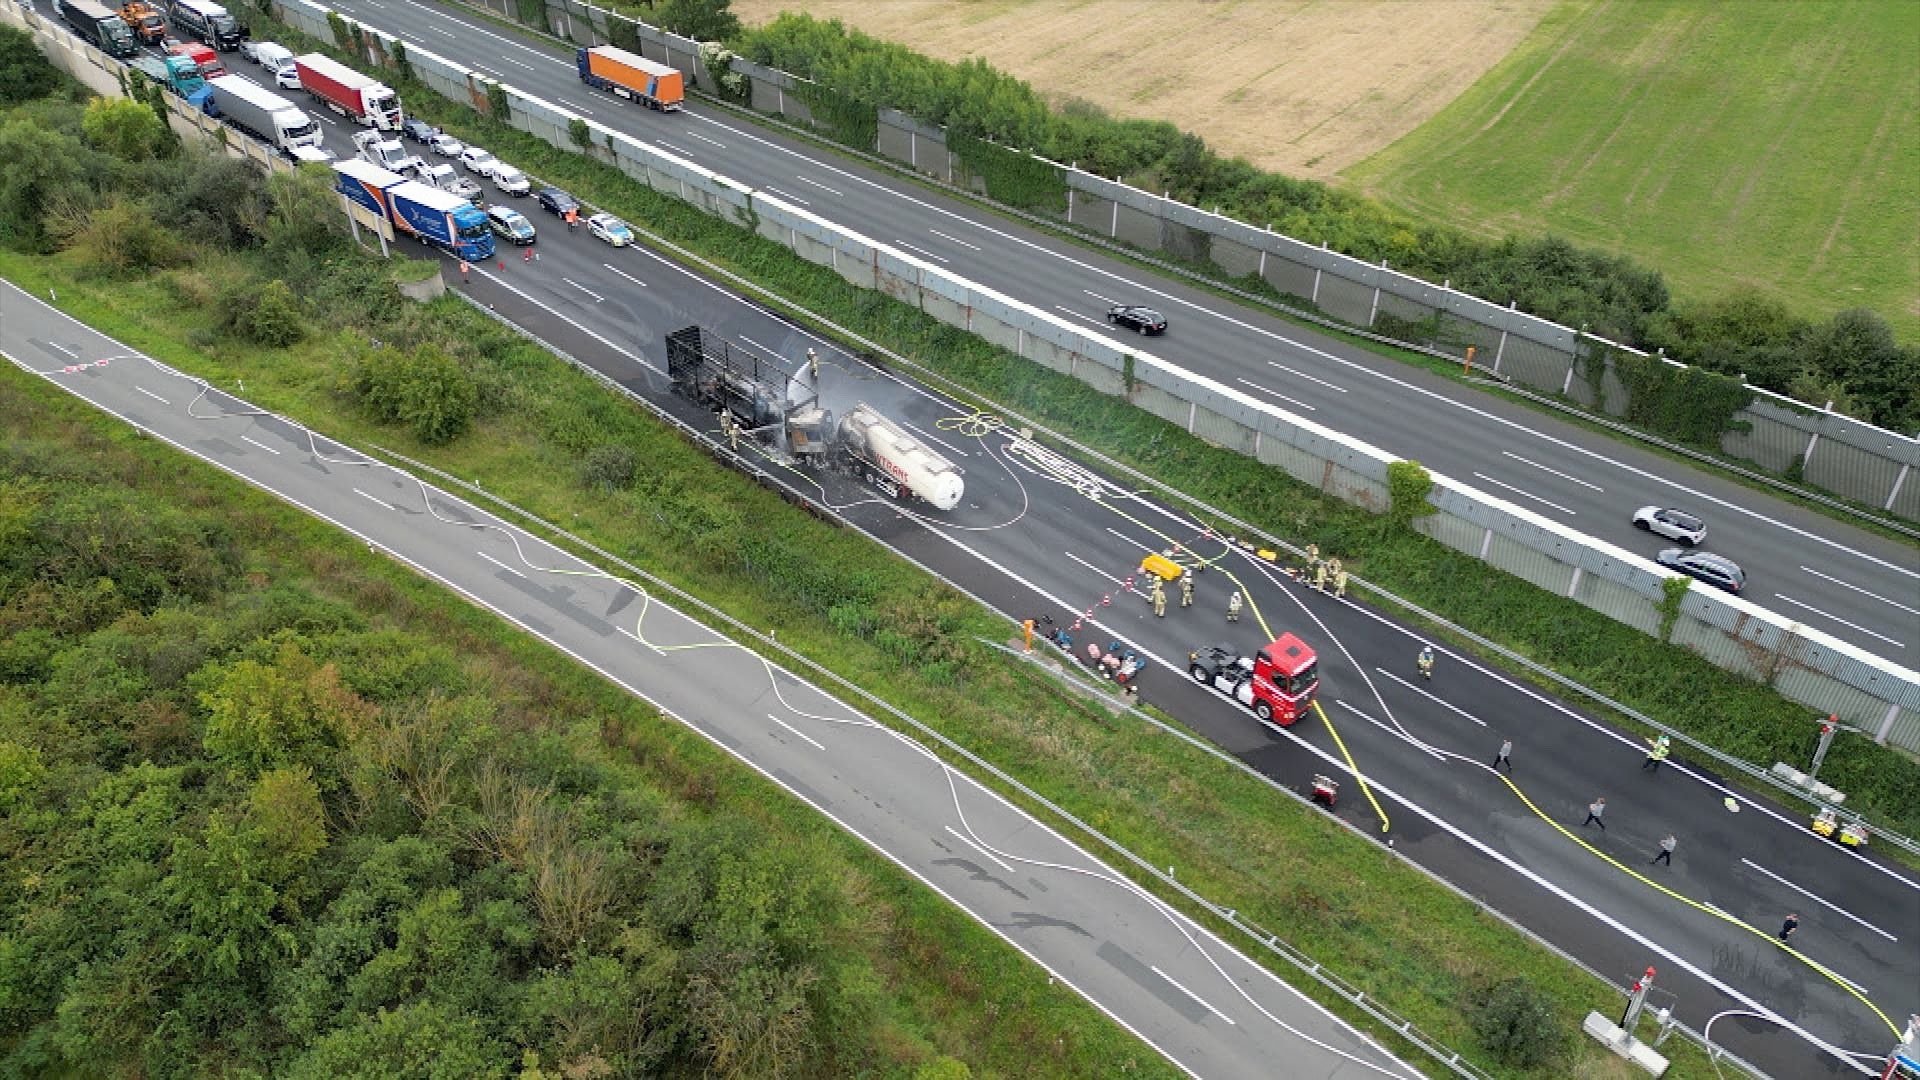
[1346,0,1920,341]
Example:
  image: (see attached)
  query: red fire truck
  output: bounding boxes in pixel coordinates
[1188,633,1319,726]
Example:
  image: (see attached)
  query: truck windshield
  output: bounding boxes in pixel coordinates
[284,118,317,141]
[211,13,237,34]
[102,18,133,49]
[457,217,488,241]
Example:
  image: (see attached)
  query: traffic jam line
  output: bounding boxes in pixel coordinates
[1772,594,1905,648]
[1470,471,1577,516]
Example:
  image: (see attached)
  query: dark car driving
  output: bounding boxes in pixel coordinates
[400,119,440,144]
[1657,548,1745,594]
[1107,304,1168,335]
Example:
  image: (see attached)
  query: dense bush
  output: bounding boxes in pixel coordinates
[351,342,479,445]
[1471,978,1564,1068]
[219,277,307,346]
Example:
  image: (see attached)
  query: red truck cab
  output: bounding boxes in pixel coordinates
[168,41,226,79]
[1188,632,1319,726]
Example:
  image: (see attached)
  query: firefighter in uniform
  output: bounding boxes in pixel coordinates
[721,412,740,451]
[1313,560,1329,592]
[1149,579,1167,618]
[807,347,819,381]
[1418,645,1435,680]
[1330,558,1347,598]
[1227,590,1242,622]
[1180,571,1194,608]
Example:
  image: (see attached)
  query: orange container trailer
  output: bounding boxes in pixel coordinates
[576,46,684,111]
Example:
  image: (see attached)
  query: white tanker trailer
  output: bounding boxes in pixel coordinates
[835,402,964,511]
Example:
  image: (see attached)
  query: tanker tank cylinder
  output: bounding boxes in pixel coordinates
[840,403,965,511]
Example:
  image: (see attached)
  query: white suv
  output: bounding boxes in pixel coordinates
[458,146,499,177]
[1632,506,1706,546]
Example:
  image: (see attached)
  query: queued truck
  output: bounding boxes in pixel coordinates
[168,41,226,80]
[131,53,213,110]
[203,75,321,158]
[295,53,404,131]
[575,46,683,111]
[117,0,168,44]
[58,0,138,58]
[332,160,494,262]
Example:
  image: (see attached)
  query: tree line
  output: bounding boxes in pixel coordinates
[732,14,1917,434]
[0,31,1006,1076]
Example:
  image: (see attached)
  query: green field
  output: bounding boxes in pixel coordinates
[1345,0,1919,340]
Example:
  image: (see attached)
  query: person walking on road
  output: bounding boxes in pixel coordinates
[1418,645,1435,680]
[1149,579,1167,618]
[1642,734,1671,772]
[1493,739,1513,773]
[1779,913,1799,941]
[1179,571,1194,608]
[807,347,820,381]
[1227,589,1242,622]
[1652,834,1676,866]
[459,259,471,284]
[1582,797,1607,830]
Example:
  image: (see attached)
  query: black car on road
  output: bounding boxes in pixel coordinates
[1107,304,1168,335]
[400,119,440,144]
[1657,548,1745,594]
[535,188,580,217]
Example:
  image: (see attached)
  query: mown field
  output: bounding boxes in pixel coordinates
[1345,0,1920,339]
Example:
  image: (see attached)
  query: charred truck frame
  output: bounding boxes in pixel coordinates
[666,325,963,511]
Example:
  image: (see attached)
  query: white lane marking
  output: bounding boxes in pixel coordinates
[1085,289,1124,307]
[431,25,455,36]
[655,141,692,158]
[475,269,664,375]
[690,108,1917,591]
[562,278,604,303]
[944,825,1013,874]
[793,175,844,197]
[737,335,785,363]
[496,55,533,70]
[135,386,169,404]
[894,240,949,263]
[1798,565,1920,617]
[1151,965,1235,1025]
[1772,594,1905,648]
[1266,360,1347,393]
[476,550,525,578]
[900,420,968,458]
[928,228,981,250]
[1235,377,1317,412]
[554,97,594,115]
[1374,668,1485,726]
[602,263,647,288]
[352,488,389,507]
[1471,472,1576,515]
[686,131,724,148]
[1502,451,1603,492]
[769,712,824,750]
[1104,526,1158,554]
[1335,700,1446,760]
[403,2,554,63]
[45,341,79,358]
[240,435,280,454]
[1053,306,1108,329]
[1063,550,1141,596]
[761,186,809,206]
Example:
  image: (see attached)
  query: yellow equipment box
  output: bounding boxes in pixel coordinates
[1140,553,1183,581]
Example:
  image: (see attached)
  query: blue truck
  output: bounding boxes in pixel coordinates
[130,53,214,111]
[332,159,493,261]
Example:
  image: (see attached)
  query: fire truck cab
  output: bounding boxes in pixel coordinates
[1188,632,1318,726]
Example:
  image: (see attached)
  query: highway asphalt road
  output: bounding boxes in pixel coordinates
[392,211,1919,1078]
[0,277,1424,1080]
[302,0,1920,662]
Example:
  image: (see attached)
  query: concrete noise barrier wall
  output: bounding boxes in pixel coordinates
[276,0,1920,753]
